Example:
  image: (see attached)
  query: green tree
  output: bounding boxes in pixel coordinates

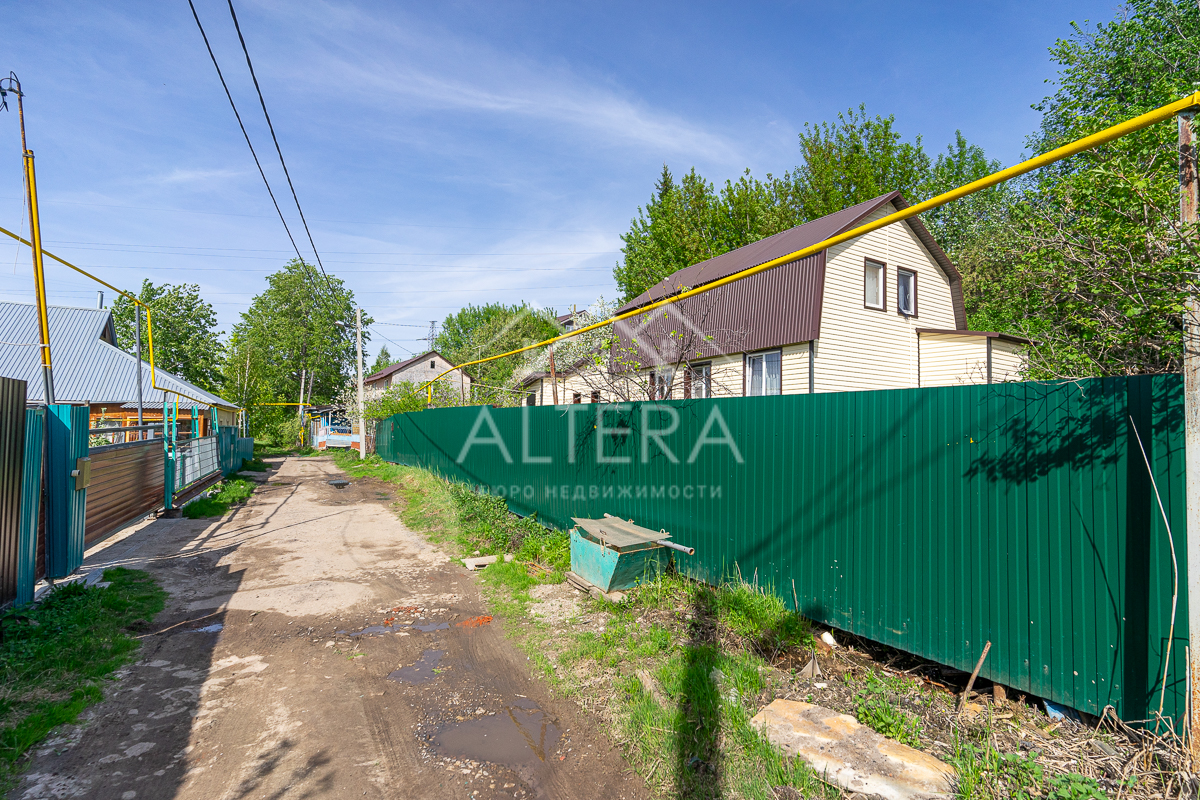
[111,280,223,392]
[966,0,1200,376]
[792,105,931,219]
[435,302,560,401]
[612,109,996,302]
[226,260,368,435]
[369,345,395,375]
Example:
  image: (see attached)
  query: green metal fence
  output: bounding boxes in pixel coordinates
[377,375,1187,725]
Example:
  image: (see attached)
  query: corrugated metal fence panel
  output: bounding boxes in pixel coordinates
[84,440,165,545]
[376,376,1188,726]
[237,437,254,464]
[18,408,43,605]
[45,404,88,578]
[0,377,26,605]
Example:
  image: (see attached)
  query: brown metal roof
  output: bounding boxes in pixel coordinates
[365,350,455,383]
[617,191,967,332]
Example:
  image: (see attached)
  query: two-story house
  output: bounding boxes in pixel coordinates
[519,191,1027,404]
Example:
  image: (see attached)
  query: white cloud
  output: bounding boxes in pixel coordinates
[265,1,746,166]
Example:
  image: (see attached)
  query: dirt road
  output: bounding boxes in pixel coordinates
[11,456,647,800]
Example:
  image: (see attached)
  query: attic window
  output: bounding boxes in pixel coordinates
[430,360,436,369]
[864,260,885,310]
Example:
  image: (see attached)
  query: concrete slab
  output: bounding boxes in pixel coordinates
[751,699,954,800]
[462,554,513,570]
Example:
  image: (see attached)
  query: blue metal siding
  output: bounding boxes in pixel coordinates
[45,404,88,578]
[17,408,43,605]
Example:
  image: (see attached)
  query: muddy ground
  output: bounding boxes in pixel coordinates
[10,456,647,800]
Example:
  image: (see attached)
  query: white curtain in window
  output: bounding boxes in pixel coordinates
[898,271,914,315]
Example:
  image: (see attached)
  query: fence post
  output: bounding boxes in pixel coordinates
[15,407,44,605]
[44,404,87,578]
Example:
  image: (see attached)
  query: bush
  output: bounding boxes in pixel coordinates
[272,418,303,449]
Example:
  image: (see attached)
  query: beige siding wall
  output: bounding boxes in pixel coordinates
[991,339,1026,382]
[780,343,810,394]
[815,203,958,392]
[918,334,989,387]
[367,354,470,400]
[708,354,744,397]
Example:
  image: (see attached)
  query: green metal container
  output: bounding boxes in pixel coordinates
[569,528,666,592]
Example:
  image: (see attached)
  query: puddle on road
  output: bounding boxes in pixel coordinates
[191,623,223,633]
[387,650,445,684]
[412,622,450,632]
[338,623,411,637]
[431,698,561,773]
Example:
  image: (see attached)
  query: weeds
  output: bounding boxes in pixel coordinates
[239,458,269,472]
[851,671,923,747]
[949,740,1108,800]
[182,478,256,519]
[0,569,165,792]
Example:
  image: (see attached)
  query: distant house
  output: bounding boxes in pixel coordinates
[0,300,239,433]
[363,350,471,401]
[519,192,1028,405]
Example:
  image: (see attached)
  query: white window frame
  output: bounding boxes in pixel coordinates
[684,363,711,399]
[864,259,885,310]
[745,350,782,396]
[897,268,917,317]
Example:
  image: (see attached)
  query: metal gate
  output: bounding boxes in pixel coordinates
[85,438,165,545]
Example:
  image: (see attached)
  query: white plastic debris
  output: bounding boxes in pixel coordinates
[820,631,838,648]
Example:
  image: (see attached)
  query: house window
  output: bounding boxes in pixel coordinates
[591,390,601,403]
[897,269,917,316]
[572,392,581,404]
[746,350,781,396]
[864,259,885,310]
[649,369,673,400]
[525,392,536,406]
[683,363,711,398]
[430,360,436,369]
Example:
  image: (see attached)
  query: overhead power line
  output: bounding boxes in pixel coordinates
[185,0,305,265]
[225,0,331,296]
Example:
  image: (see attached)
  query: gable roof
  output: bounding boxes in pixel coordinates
[365,350,460,384]
[0,301,236,408]
[618,191,966,329]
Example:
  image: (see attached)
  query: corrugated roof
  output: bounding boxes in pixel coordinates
[617,192,966,330]
[0,301,237,408]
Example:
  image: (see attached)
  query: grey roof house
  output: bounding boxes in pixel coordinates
[0,301,236,423]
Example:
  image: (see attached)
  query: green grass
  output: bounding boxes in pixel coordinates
[0,568,166,791]
[181,478,256,519]
[239,458,269,472]
[336,454,833,798]
[545,574,831,799]
[948,739,1109,800]
[329,450,570,572]
[851,671,924,747]
[253,443,296,457]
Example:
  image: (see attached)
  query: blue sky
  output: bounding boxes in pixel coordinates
[1,0,1116,360]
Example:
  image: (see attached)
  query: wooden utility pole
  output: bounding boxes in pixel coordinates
[549,348,559,405]
[1180,110,1200,750]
